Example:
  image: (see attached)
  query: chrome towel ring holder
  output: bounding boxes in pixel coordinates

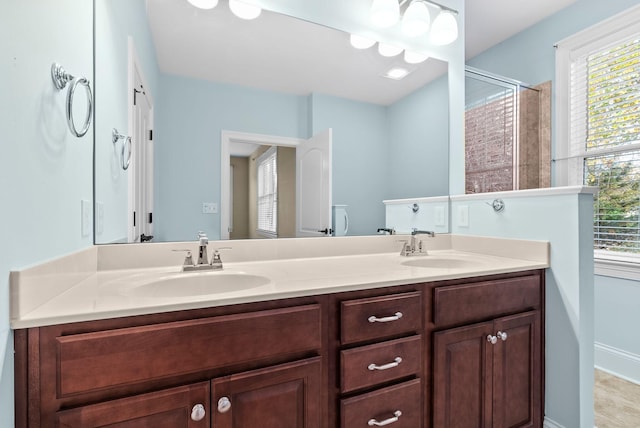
[112,128,132,170]
[51,63,93,138]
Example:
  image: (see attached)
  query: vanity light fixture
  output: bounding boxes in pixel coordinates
[186,0,218,9]
[229,0,262,20]
[350,34,377,49]
[369,0,459,45]
[401,0,430,37]
[378,42,404,57]
[384,67,410,80]
[429,9,458,45]
[404,50,429,64]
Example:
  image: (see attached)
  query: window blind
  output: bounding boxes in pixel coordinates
[256,147,277,235]
[570,36,640,252]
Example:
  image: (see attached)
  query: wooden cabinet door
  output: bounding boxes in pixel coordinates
[433,321,494,428]
[492,311,541,428]
[56,382,210,427]
[212,357,322,428]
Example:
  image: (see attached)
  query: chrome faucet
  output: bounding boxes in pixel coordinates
[176,232,231,271]
[196,231,209,265]
[399,228,436,256]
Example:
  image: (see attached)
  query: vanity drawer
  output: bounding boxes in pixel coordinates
[340,335,421,393]
[55,304,321,397]
[341,291,421,345]
[433,274,541,327]
[341,379,422,428]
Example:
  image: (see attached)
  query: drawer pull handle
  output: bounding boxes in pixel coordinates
[368,357,402,371]
[487,334,498,345]
[368,312,403,323]
[368,410,402,426]
[497,331,508,341]
[191,404,206,421]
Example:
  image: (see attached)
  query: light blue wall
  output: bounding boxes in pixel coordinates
[387,74,449,198]
[0,1,94,427]
[451,191,595,427]
[94,0,160,244]
[154,74,307,241]
[465,0,640,391]
[310,93,389,236]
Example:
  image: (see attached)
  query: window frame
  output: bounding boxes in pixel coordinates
[556,5,640,277]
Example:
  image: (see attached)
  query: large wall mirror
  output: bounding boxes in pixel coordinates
[94,0,451,244]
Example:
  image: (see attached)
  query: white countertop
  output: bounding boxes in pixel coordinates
[10,235,549,328]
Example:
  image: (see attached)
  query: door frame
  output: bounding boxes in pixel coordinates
[127,37,154,242]
[220,130,303,240]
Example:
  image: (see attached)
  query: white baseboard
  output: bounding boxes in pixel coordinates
[595,342,640,385]
[544,416,566,428]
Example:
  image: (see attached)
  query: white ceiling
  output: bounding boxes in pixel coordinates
[146,0,577,106]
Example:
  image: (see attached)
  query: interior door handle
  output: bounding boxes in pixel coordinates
[317,228,332,235]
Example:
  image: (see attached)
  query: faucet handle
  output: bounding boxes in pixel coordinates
[172,249,194,266]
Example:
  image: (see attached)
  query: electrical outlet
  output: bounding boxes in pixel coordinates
[81,200,92,237]
[458,205,469,227]
[202,202,218,214]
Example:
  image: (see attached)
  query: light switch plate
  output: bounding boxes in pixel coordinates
[96,202,104,235]
[202,202,218,214]
[81,200,91,237]
[458,205,469,227]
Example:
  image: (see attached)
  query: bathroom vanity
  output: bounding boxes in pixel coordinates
[11,235,547,427]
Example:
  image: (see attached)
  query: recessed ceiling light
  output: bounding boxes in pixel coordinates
[384,67,410,80]
[187,0,218,9]
[350,34,376,50]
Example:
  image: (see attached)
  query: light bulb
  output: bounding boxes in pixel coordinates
[404,50,429,64]
[229,0,262,20]
[401,1,430,37]
[187,0,218,9]
[430,10,458,45]
[350,34,377,50]
[378,42,403,57]
[370,0,400,28]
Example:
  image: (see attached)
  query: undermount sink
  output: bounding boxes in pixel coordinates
[401,257,481,269]
[122,271,271,298]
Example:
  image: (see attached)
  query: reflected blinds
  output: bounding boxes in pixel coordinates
[257,147,278,235]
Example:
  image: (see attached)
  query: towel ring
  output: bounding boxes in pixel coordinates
[112,128,132,170]
[51,63,93,138]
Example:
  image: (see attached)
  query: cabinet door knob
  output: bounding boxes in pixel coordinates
[368,410,402,426]
[217,396,232,413]
[497,331,508,341]
[368,357,402,371]
[368,312,403,323]
[487,334,497,345]
[191,404,206,421]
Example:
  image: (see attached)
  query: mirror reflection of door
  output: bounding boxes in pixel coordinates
[223,130,332,240]
[128,41,154,243]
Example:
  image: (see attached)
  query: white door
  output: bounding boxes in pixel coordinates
[128,45,154,243]
[296,128,332,237]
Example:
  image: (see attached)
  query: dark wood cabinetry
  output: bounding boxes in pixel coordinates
[431,273,544,428]
[15,270,544,428]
